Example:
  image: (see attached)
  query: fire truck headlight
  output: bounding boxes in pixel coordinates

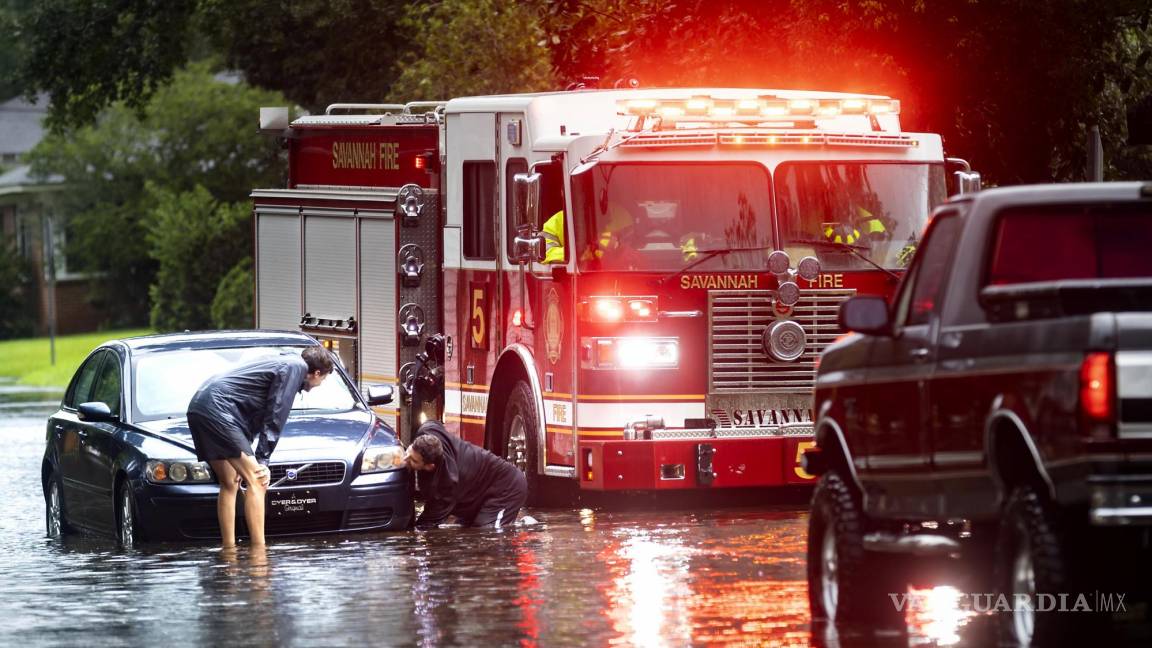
[594,337,679,369]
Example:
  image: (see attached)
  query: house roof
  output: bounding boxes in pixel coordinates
[0,94,48,156]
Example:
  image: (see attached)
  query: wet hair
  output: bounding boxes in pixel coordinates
[302,345,335,374]
[411,432,444,467]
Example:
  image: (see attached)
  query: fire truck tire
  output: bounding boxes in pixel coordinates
[807,472,904,632]
[502,381,540,505]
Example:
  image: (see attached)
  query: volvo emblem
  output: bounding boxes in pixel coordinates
[285,468,298,481]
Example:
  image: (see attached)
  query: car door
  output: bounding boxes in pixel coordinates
[860,212,962,519]
[52,350,105,528]
[81,347,126,533]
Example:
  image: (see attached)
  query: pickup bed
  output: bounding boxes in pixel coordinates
[803,182,1152,645]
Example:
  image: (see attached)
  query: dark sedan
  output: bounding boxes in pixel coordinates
[42,330,413,545]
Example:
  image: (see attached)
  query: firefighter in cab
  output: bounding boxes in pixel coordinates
[823,205,889,245]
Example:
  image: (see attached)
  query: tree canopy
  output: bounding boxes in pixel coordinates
[11,0,1150,184]
[27,64,287,329]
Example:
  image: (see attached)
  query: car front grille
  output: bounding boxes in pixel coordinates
[710,288,855,392]
[347,507,395,529]
[270,461,346,487]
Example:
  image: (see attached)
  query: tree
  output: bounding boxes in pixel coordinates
[27,63,286,329]
[545,0,1152,185]
[146,184,251,332]
[390,0,556,100]
[0,240,35,338]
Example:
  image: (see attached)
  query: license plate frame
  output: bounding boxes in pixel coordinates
[267,489,318,517]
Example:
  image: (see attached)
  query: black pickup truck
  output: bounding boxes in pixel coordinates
[804,182,1152,645]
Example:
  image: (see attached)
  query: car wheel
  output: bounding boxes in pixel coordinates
[808,472,904,631]
[45,474,70,539]
[501,380,540,505]
[116,481,142,548]
[995,486,1069,646]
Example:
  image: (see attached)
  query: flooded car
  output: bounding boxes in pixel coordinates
[41,330,412,545]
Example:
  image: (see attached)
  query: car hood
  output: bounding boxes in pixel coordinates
[137,409,383,462]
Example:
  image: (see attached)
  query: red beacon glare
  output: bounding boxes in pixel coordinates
[583,296,658,323]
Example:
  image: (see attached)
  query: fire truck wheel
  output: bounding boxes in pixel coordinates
[502,381,540,504]
[807,472,904,632]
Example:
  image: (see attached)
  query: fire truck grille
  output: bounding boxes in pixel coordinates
[709,289,856,393]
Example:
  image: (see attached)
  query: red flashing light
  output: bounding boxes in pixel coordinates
[512,309,523,327]
[1080,352,1114,422]
[414,155,425,170]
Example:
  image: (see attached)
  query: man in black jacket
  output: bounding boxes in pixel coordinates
[187,346,334,547]
[406,421,527,529]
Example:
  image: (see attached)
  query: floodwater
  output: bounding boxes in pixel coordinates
[1,380,1145,647]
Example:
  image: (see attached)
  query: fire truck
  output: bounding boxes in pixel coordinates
[251,88,979,500]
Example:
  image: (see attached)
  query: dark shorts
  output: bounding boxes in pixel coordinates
[188,411,254,462]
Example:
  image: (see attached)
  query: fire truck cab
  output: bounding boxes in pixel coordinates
[252,88,977,500]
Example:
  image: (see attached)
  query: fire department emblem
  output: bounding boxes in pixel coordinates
[544,288,563,365]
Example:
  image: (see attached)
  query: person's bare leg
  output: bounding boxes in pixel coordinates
[210,459,240,548]
[228,455,270,546]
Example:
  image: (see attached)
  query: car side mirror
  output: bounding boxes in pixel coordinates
[839,295,892,336]
[78,401,117,422]
[365,384,395,406]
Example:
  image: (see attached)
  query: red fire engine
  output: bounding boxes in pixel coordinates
[251,88,979,500]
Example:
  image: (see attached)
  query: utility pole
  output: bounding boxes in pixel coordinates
[42,212,56,366]
[1087,125,1104,182]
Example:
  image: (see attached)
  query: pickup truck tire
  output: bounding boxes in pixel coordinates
[994,486,1069,646]
[808,472,904,631]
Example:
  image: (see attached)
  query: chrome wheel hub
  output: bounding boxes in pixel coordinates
[47,482,62,538]
[821,525,839,619]
[506,413,528,473]
[119,488,135,547]
[1011,540,1036,644]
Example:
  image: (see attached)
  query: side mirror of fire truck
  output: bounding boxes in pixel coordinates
[512,172,545,264]
[946,157,982,195]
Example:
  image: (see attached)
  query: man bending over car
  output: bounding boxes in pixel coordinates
[187,346,334,547]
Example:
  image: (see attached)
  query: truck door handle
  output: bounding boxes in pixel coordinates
[910,348,930,361]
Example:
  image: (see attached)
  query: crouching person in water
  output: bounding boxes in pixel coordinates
[187,346,334,547]
[406,421,527,529]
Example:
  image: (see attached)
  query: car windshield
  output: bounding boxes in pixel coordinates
[775,162,947,270]
[132,346,359,422]
[571,163,774,272]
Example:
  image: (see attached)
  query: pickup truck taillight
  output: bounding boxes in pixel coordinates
[1080,352,1115,431]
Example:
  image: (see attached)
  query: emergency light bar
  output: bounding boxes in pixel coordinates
[620,95,899,121]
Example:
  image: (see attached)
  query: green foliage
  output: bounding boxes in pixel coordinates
[211,256,253,329]
[199,0,412,113]
[545,0,1152,185]
[0,240,36,339]
[0,0,34,100]
[390,0,556,100]
[13,0,197,129]
[146,185,251,332]
[27,63,286,329]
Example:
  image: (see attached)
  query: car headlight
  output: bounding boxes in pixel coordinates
[145,460,214,484]
[360,444,406,474]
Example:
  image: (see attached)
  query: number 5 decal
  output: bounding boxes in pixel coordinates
[794,440,816,480]
[470,285,487,349]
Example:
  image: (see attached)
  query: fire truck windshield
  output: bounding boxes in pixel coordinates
[775,162,947,270]
[571,163,773,272]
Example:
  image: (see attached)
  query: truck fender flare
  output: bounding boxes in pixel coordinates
[814,399,865,496]
[984,407,1055,501]
[487,343,547,475]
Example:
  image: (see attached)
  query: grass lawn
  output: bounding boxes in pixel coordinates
[0,329,153,388]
